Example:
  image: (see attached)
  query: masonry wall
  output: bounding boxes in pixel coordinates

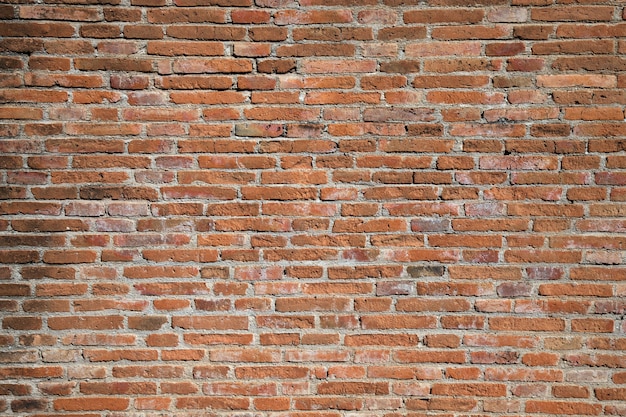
[1,0,626,415]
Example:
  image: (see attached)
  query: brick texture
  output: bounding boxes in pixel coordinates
[1,0,625,415]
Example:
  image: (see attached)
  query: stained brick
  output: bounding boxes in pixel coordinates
[0,3,621,416]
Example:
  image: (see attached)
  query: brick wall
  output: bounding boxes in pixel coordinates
[1,0,626,415]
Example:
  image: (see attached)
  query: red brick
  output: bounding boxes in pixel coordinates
[553,385,589,398]
[317,381,388,395]
[490,317,566,332]
[166,25,246,40]
[531,6,614,22]
[526,400,602,415]
[0,22,75,37]
[404,8,484,23]
[0,3,623,414]
[432,382,506,397]
[54,397,129,411]
[274,9,352,25]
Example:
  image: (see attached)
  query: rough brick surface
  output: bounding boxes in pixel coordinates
[0,0,625,415]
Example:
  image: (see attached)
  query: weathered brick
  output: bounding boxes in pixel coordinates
[0,3,622,415]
